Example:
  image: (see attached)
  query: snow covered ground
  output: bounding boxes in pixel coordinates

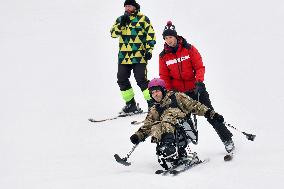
[1,0,284,188]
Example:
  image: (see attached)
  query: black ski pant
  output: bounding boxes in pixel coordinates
[185,86,233,143]
[117,63,149,92]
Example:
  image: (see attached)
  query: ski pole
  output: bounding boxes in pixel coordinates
[224,122,256,141]
[193,92,200,129]
[125,144,138,160]
[114,144,138,166]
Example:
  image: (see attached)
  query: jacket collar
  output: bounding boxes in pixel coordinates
[163,36,188,53]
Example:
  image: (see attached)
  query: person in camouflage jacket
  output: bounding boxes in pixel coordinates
[130,78,224,148]
[110,0,156,114]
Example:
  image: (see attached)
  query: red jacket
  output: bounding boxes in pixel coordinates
[159,36,205,92]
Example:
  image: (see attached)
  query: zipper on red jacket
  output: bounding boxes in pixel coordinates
[174,52,186,91]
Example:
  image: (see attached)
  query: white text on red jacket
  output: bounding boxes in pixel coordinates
[165,55,190,66]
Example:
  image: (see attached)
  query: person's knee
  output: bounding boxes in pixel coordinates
[135,78,148,90]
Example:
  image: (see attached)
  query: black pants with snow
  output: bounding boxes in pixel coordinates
[185,86,233,143]
[117,64,149,91]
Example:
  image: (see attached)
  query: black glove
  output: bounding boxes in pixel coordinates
[194,82,205,95]
[144,51,152,60]
[120,12,130,27]
[130,134,140,145]
[205,110,224,123]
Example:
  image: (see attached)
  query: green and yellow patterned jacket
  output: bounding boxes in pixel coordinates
[110,11,156,64]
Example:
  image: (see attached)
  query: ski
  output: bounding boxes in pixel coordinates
[114,154,131,166]
[88,111,147,123]
[155,161,185,175]
[114,145,138,166]
[155,158,209,176]
[169,158,209,176]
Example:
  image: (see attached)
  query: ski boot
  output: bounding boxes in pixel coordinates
[223,139,235,153]
[119,98,142,115]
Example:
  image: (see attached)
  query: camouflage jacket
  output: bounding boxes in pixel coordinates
[135,91,209,141]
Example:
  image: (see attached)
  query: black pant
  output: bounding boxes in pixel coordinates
[185,86,233,143]
[117,64,149,91]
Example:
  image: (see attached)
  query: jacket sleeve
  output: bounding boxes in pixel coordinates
[110,17,124,38]
[176,92,209,116]
[143,16,156,54]
[135,108,159,140]
[189,45,205,82]
[159,56,173,90]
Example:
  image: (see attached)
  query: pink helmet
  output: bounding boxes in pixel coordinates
[148,78,166,89]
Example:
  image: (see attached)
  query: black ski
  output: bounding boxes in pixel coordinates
[114,154,131,166]
[169,158,209,176]
[88,111,146,123]
[155,158,209,176]
[155,161,185,175]
[114,144,138,166]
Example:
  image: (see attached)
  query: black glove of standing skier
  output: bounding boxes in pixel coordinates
[120,12,130,27]
[144,51,152,60]
[194,82,206,95]
[130,134,140,145]
[205,109,224,123]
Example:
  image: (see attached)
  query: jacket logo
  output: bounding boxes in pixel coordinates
[166,55,190,66]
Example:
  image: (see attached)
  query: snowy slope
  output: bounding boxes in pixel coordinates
[0,0,284,188]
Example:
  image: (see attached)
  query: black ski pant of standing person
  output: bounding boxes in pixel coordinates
[185,86,233,143]
[117,64,151,105]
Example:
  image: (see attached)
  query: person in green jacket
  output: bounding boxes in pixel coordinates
[110,0,156,114]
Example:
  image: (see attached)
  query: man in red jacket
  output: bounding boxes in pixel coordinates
[159,21,235,153]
